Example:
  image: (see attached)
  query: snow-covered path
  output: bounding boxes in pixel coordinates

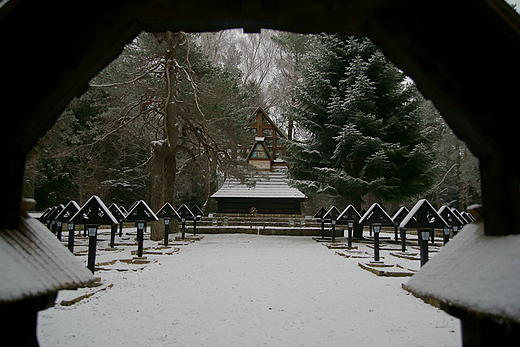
[38,233,460,346]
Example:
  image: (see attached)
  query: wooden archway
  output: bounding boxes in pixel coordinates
[2,1,520,344]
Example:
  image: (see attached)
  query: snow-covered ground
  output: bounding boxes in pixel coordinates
[37,229,460,346]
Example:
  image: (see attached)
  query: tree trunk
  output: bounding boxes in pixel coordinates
[352,194,364,239]
[150,31,182,241]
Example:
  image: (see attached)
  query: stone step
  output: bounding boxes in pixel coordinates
[193,225,343,237]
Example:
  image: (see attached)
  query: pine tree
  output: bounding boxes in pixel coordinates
[286,35,436,211]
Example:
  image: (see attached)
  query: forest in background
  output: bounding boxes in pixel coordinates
[23,29,481,218]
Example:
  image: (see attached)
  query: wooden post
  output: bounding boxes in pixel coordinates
[400,228,407,252]
[347,223,353,249]
[110,224,117,248]
[136,221,145,257]
[480,152,520,236]
[373,225,381,261]
[419,229,430,266]
[0,152,25,230]
[87,225,98,273]
[164,218,170,246]
[67,222,75,253]
[56,222,63,241]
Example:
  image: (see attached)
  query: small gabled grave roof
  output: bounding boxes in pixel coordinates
[399,199,448,229]
[47,204,64,222]
[124,200,158,222]
[450,207,469,226]
[462,211,475,223]
[55,201,81,223]
[176,204,194,219]
[359,203,394,226]
[156,202,180,219]
[338,205,362,224]
[127,200,139,213]
[191,205,204,217]
[108,203,127,222]
[392,206,410,226]
[119,205,128,216]
[71,195,118,225]
[323,206,341,221]
[313,207,327,220]
[438,205,465,228]
[38,206,53,222]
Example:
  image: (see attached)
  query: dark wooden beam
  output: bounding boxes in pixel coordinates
[0,0,141,153]
[480,152,520,235]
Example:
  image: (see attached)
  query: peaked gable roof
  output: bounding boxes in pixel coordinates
[71,195,118,225]
[338,205,362,223]
[359,203,394,226]
[125,200,158,222]
[248,107,287,161]
[55,200,81,222]
[399,199,448,229]
[156,202,180,219]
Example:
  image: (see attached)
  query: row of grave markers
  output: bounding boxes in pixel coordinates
[39,196,204,272]
[314,199,475,266]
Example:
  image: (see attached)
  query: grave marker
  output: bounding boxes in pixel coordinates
[55,200,80,251]
[338,205,361,249]
[109,203,127,238]
[156,202,180,246]
[125,200,158,257]
[360,203,394,261]
[399,199,448,266]
[392,206,410,252]
[190,205,204,235]
[438,205,465,245]
[71,196,118,272]
[313,207,327,239]
[47,204,64,236]
[323,206,341,242]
